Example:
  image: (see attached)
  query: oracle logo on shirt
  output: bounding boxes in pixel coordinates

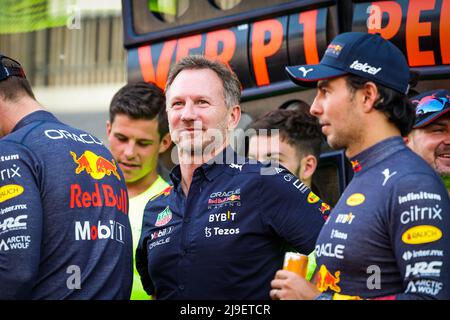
[315,243,345,260]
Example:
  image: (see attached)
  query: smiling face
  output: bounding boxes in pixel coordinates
[407,114,450,177]
[107,114,165,187]
[165,68,240,157]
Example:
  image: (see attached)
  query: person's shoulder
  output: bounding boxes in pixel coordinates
[386,146,441,180]
[222,159,285,175]
[235,160,310,193]
[0,138,38,162]
[147,185,174,203]
[380,147,447,195]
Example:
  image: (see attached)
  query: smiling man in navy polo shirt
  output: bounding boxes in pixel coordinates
[135,55,329,300]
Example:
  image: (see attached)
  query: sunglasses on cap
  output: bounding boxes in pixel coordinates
[0,54,27,81]
[415,97,449,116]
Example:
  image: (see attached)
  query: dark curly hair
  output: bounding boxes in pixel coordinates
[247,108,324,159]
[345,74,416,137]
[109,81,168,140]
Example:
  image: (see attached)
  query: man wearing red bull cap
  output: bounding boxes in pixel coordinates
[0,54,132,299]
[406,89,450,196]
[270,32,450,300]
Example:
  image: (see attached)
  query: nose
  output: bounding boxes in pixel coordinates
[310,94,322,118]
[180,100,197,122]
[443,134,450,145]
[123,141,136,159]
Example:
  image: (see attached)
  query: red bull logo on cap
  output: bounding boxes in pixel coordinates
[316,264,341,293]
[325,43,344,57]
[71,151,121,181]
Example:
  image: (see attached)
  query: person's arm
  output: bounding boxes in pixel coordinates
[386,174,450,300]
[135,215,155,298]
[0,145,43,299]
[260,164,328,255]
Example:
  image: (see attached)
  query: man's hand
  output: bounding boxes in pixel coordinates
[270,270,321,300]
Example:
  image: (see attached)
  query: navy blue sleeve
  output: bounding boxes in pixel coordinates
[259,166,328,254]
[0,145,43,299]
[136,216,155,296]
[389,173,450,300]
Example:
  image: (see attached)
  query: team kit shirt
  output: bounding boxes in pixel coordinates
[129,175,169,300]
[136,146,329,300]
[0,111,133,299]
[315,137,450,299]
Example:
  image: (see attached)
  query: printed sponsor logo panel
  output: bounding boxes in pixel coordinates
[70,183,128,215]
[346,193,365,206]
[402,225,442,245]
[0,184,24,203]
[75,220,125,243]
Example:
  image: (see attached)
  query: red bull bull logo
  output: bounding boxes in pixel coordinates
[316,265,341,293]
[319,202,331,215]
[71,151,121,180]
[351,160,362,173]
[411,92,438,107]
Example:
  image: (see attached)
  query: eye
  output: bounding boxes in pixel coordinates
[138,141,153,147]
[197,99,210,106]
[115,135,127,142]
[171,101,184,108]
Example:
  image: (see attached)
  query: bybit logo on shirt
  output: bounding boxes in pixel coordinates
[335,212,355,224]
[208,210,237,223]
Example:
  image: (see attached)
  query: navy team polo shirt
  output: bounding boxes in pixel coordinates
[137,146,328,300]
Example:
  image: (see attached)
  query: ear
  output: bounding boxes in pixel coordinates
[361,81,379,113]
[158,132,173,154]
[404,132,414,149]
[299,154,318,181]
[227,105,241,130]
[106,120,112,136]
